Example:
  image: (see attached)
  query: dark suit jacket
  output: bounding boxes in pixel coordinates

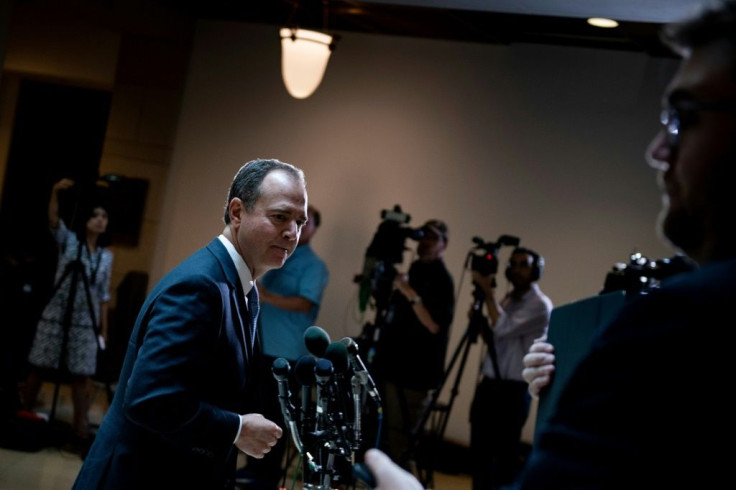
[515,258,735,489]
[73,238,261,490]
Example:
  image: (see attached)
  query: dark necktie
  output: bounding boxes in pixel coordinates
[246,286,259,351]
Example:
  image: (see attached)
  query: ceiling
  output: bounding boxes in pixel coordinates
[166,0,707,58]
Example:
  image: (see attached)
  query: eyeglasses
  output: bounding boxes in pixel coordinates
[660,98,736,150]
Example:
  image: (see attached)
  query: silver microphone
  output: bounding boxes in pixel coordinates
[339,337,382,405]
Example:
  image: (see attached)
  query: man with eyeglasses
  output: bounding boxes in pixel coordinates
[515,0,736,488]
[364,0,736,488]
[468,247,552,490]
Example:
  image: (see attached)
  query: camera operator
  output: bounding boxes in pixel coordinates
[469,247,552,490]
[374,219,455,469]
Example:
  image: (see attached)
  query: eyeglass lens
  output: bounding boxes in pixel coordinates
[660,107,680,149]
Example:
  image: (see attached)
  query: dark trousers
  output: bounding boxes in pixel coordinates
[381,380,430,467]
[470,377,531,490]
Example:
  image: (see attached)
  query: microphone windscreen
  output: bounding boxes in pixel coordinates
[294,355,317,387]
[323,341,349,373]
[315,358,334,379]
[272,357,290,378]
[339,336,359,355]
[304,325,331,357]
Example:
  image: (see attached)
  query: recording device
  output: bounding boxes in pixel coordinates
[294,355,316,433]
[366,204,424,266]
[356,205,424,313]
[314,358,335,432]
[339,337,381,405]
[305,325,331,357]
[601,252,696,296]
[323,341,350,373]
[271,326,384,489]
[271,357,303,453]
[468,234,521,276]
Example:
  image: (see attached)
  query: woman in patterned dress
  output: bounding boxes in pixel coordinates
[21,178,114,447]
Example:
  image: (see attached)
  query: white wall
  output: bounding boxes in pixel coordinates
[154,20,679,445]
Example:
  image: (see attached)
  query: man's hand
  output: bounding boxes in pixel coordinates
[471,270,495,292]
[235,413,283,458]
[364,448,424,490]
[393,273,413,299]
[522,335,555,398]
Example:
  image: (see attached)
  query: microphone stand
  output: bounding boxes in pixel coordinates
[399,283,489,489]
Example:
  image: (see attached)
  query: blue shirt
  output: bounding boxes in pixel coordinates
[258,244,329,360]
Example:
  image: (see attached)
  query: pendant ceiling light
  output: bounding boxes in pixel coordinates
[280,0,338,99]
[280,27,335,99]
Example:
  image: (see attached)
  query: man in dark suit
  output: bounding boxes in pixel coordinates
[365,0,736,488]
[514,2,736,486]
[73,158,308,489]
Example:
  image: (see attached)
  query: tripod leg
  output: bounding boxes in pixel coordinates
[71,374,91,438]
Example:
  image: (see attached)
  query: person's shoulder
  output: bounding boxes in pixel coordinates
[300,245,329,268]
[594,261,733,345]
[159,241,225,282]
[534,287,554,311]
[659,257,736,294]
[149,256,224,300]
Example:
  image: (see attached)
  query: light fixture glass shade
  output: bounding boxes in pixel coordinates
[280,28,333,99]
[587,17,619,28]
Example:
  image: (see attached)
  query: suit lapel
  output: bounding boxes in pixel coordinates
[207,239,253,364]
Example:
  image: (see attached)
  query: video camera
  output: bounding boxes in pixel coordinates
[468,234,521,276]
[356,205,423,312]
[365,205,423,265]
[601,252,696,296]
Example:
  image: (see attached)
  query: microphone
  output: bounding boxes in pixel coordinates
[271,357,303,453]
[294,355,316,435]
[304,325,331,358]
[339,337,382,405]
[314,358,334,432]
[323,341,350,374]
[323,341,353,439]
[351,375,362,451]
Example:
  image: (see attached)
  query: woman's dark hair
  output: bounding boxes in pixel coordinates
[70,186,112,247]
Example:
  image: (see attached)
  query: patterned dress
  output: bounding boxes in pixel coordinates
[27,221,113,376]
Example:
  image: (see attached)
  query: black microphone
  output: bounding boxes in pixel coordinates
[339,337,382,405]
[323,341,353,443]
[314,358,334,432]
[304,325,331,358]
[294,355,316,435]
[323,341,350,374]
[271,357,303,453]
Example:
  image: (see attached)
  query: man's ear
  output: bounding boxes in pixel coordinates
[228,198,244,225]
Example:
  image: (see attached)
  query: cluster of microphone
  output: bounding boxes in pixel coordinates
[271,326,382,489]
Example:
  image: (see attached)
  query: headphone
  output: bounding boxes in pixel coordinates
[505,247,545,282]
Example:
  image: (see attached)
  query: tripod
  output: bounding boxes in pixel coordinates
[47,240,103,429]
[399,283,495,488]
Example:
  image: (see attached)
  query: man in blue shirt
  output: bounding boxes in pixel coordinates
[239,204,329,490]
[258,205,329,362]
